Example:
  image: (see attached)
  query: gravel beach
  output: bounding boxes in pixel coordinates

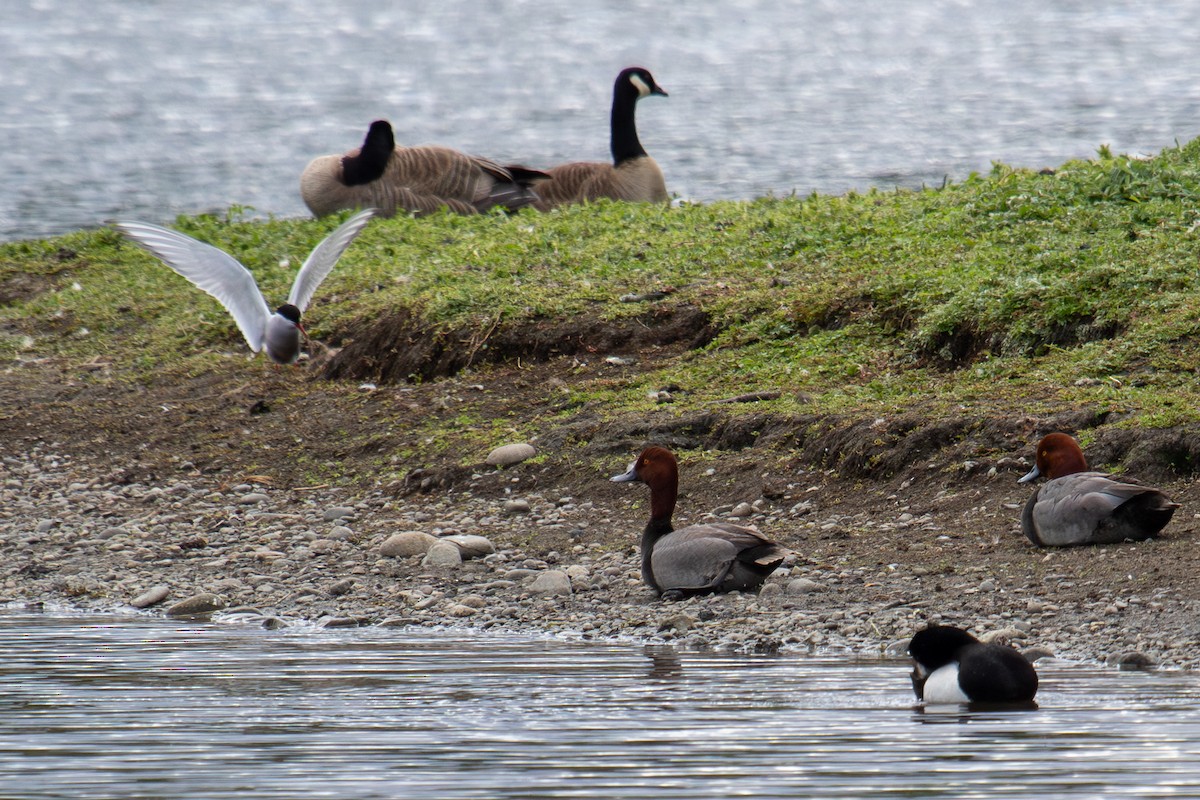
[5,419,1198,670]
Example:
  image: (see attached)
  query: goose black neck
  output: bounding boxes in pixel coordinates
[342,121,394,186]
[610,83,647,165]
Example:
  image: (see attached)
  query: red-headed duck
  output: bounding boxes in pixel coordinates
[114,209,376,365]
[530,67,669,210]
[1018,432,1179,546]
[908,624,1038,706]
[611,446,789,600]
[300,120,546,218]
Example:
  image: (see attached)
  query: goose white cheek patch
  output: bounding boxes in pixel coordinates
[630,73,652,97]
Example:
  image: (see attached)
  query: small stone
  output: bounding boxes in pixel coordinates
[504,499,532,514]
[486,443,536,466]
[422,541,463,567]
[1022,646,1055,662]
[323,507,357,521]
[446,604,478,618]
[379,531,438,557]
[130,585,170,609]
[1111,651,1157,670]
[659,613,696,632]
[326,578,355,597]
[978,579,997,592]
[166,593,225,618]
[327,525,354,541]
[757,583,783,601]
[260,617,287,630]
[527,570,572,595]
[441,534,496,559]
[238,493,269,504]
[729,502,754,518]
[787,578,824,595]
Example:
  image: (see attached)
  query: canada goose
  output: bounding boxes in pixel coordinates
[300,120,545,218]
[1019,432,1179,546]
[531,67,669,210]
[114,209,376,364]
[611,446,789,600]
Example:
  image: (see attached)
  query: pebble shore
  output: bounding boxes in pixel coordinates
[3,444,1196,671]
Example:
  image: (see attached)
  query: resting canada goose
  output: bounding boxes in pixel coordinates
[531,66,669,210]
[300,120,546,218]
[114,209,376,364]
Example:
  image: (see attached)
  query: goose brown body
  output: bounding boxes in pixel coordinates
[532,67,669,210]
[611,446,789,599]
[300,120,544,218]
[1018,432,1179,546]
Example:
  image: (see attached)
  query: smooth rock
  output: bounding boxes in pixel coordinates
[787,578,825,595]
[166,593,225,618]
[422,541,463,568]
[379,531,438,557]
[442,534,495,559]
[130,585,170,609]
[527,570,572,595]
[1111,651,1157,670]
[327,525,354,541]
[323,507,357,521]
[486,443,536,466]
[504,499,532,514]
[326,578,355,597]
[729,502,754,518]
[238,493,269,504]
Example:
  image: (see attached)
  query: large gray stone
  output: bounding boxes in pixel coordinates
[422,541,463,567]
[528,570,572,596]
[486,443,536,466]
[442,534,496,559]
[166,593,225,618]
[130,585,170,609]
[379,531,438,557]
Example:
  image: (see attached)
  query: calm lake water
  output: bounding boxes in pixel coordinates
[2,611,1199,799]
[3,1,1200,241]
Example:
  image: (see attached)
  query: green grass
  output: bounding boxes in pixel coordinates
[5,140,1200,432]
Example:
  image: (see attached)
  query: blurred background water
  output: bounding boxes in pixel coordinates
[2,0,1199,241]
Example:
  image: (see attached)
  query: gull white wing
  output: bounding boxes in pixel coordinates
[287,208,377,312]
[115,221,272,352]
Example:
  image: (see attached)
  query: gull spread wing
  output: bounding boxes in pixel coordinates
[287,208,377,312]
[114,221,272,352]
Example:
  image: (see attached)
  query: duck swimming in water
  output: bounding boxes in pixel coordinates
[611,446,789,600]
[908,624,1038,706]
[1018,432,1178,546]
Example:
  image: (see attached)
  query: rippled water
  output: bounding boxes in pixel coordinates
[2,612,1198,799]
[3,1,1200,241]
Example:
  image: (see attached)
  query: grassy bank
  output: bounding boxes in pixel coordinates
[4,140,1200,481]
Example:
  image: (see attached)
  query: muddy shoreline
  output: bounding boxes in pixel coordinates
[4,407,1198,670]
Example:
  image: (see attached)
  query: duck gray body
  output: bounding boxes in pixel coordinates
[1021,471,1178,546]
[645,522,786,595]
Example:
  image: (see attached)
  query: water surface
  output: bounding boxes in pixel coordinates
[1,612,1198,799]
[3,1,1200,240]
